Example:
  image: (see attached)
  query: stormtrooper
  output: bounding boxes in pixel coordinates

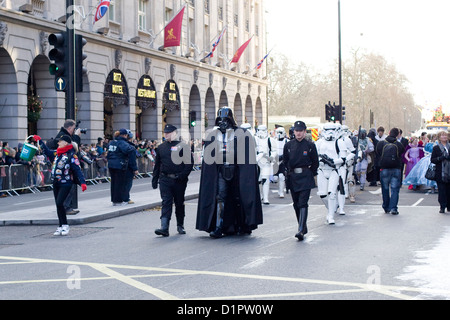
[255,125,278,205]
[316,123,353,224]
[274,126,289,198]
[334,125,356,214]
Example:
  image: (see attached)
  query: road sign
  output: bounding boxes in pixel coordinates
[55,77,66,91]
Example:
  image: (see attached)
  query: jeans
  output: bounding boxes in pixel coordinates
[380,168,401,213]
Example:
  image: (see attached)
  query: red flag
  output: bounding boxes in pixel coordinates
[231,37,252,63]
[164,6,185,48]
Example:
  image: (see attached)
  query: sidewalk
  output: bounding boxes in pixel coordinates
[0,171,201,226]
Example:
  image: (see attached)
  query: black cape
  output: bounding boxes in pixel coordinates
[196,128,263,234]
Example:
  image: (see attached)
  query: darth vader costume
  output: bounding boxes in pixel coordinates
[196,107,263,238]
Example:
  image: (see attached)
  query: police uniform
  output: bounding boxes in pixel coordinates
[283,121,319,240]
[152,124,194,236]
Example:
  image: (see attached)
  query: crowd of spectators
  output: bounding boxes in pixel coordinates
[0,136,165,194]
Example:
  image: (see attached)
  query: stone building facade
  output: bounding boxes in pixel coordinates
[0,0,268,146]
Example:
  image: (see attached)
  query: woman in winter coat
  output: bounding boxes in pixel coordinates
[431,131,450,213]
[38,135,87,236]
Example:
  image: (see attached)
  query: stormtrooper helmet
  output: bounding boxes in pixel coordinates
[256,125,269,139]
[322,123,338,141]
[275,127,286,140]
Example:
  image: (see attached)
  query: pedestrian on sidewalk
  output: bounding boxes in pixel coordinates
[152,124,193,237]
[376,127,405,215]
[38,135,87,236]
[47,119,83,215]
[107,129,138,206]
[431,131,450,213]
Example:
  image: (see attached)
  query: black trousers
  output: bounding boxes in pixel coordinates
[437,181,450,210]
[290,189,311,233]
[159,176,188,225]
[109,168,127,203]
[53,184,72,226]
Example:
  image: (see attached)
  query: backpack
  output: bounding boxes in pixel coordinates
[379,142,399,168]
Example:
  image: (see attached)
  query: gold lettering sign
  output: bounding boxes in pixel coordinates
[112,85,123,94]
[169,93,177,101]
[143,78,151,87]
[138,89,155,98]
[113,72,122,82]
[170,82,176,91]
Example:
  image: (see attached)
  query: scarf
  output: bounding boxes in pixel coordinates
[438,142,450,183]
[56,144,73,156]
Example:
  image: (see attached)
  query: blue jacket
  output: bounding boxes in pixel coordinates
[107,136,138,171]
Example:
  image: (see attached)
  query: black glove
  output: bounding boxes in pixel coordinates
[152,180,158,189]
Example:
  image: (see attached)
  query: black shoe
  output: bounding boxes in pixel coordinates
[390,210,399,215]
[439,208,445,213]
[177,225,186,234]
[210,228,223,238]
[295,232,304,241]
[155,228,169,237]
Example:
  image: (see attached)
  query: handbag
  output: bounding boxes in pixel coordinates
[425,163,436,181]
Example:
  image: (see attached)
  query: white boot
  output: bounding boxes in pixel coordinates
[278,174,285,198]
[338,193,346,215]
[327,197,336,224]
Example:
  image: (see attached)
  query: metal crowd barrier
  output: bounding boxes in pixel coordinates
[0,151,202,197]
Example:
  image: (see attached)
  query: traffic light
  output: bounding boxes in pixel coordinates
[341,105,346,121]
[325,102,333,122]
[189,111,197,127]
[48,32,67,79]
[333,103,341,122]
[75,35,87,92]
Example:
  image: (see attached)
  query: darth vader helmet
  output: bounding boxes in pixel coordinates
[215,107,237,133]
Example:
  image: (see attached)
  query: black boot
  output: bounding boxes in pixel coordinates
[210,202,224,238]
[295,207,308,241]
[155,218,170,237]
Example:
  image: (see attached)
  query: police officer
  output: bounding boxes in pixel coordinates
[283,121,319,241]
[107,129,138,206]
[152,124,194,237]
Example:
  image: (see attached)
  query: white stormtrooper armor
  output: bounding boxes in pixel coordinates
[316,123,349,224]
[334,125,356,214]
[275,127,289,198]
[256,125,277,204]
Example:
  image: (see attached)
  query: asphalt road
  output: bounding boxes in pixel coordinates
[0,180,449,304]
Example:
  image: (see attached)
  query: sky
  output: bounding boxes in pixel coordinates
[265,0,450,112]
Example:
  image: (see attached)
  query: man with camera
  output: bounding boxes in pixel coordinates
[47,119,85,215]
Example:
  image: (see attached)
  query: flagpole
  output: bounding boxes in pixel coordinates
[338,0,343,124]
